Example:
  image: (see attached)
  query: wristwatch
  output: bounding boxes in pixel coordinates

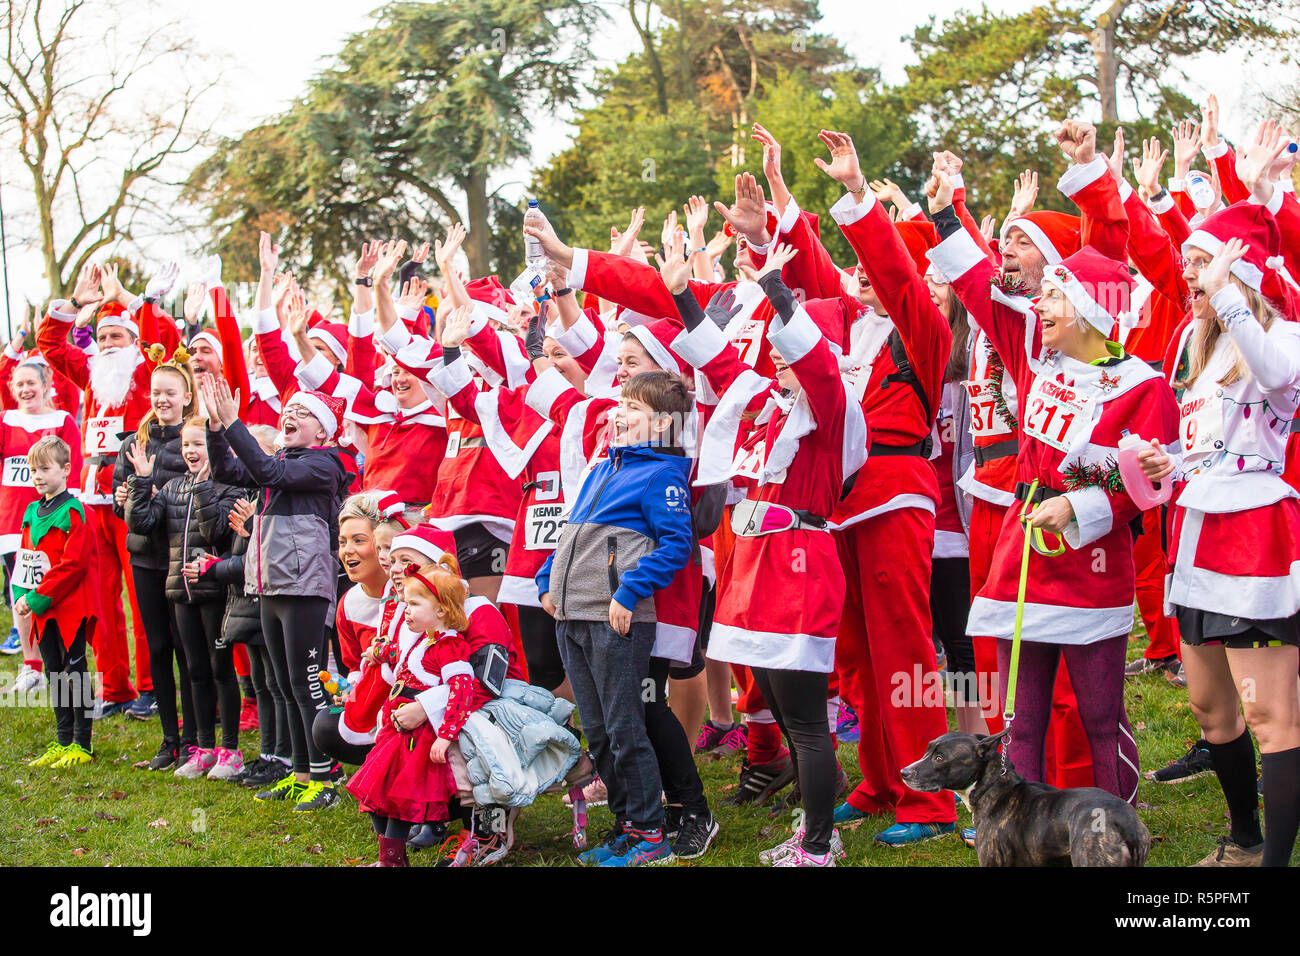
[354,276,373,287]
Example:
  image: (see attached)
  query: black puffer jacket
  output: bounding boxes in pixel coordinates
[123,471,243,604]
[113,421,188,571]
[206,521,262,647]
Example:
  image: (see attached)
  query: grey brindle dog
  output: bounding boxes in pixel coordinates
[902,730,1151,867]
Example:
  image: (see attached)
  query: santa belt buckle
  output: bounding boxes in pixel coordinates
[730,499,827,538]
[388,681,409,702]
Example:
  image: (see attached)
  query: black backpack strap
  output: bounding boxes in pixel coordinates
[881,330,934,426]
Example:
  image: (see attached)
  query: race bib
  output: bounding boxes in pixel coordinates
[3,455,31,488]
[445,432,461,458]
[523,504,566,551]
[1022,377,1094,453]
[85,416,124,456]
[1180,393,1225,462]
[730,318,765,369]
[963,379,1013,439]
[14,548,50,591]
[726,440,766,482]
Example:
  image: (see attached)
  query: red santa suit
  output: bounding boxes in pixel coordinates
[336,581,388,684]
[0,408,82,554]
[37,300,155,703]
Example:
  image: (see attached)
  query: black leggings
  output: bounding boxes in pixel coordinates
[132,566,195,745]
[248,643,290,759]
[312,707,373,767]
[260,595,332,778]
[518,604,565,691]
[751,666,835,856]
[930,557,977,695]
[38,620,93,749]
[646,657,707,816]
[369,813,414,839]
[172,600,238,750]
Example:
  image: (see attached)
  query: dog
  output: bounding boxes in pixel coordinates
[901,730,1151,867]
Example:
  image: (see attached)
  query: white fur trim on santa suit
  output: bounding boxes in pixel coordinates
[308,326,347,363]
[829,189,875,227]
[473,387,552,479]
[968,595,1136,646]
[775,196,802,236]
[672,316,730,368]
[830,493,935,532]
[766,303,822,366]
[1057,155,1109,198]
[285,391,338,438]
[1061,485,1113,549]
[586,336,624,400]
[251,308,279,336]
[523,365,572,421]
[708,621,836,673]
[465,304,493,338]
[499,573,543,608]
[415,683,452,733]
[496,329,533,389]
[899,201,923,221]
[1183,230,1266,290]
[441,660,474,682]
[390,532,454,566]
[380,320,413,356]
[554,311,599,358]
[929,225,992,284]
[189,330,222,360]
[652,622,696,666]
[295,351,336,391]
[1167,508,1300,619]
[338,712,378,746]
[348,307,375,339]
[693,368,772,487]
[1149,190,1176,215]
[1202,140,1231,161]
[1117,178,1134,204]
[568,248,591,292]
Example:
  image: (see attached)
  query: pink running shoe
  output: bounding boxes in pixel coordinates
[709,723,749,758]
[175,747,217,779]
[206,747,245,781]
[772,842,837,867]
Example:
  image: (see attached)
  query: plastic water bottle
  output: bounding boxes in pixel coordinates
[1117,430,1172,509]
[524,199,546,268]
[1187,172,1216,211]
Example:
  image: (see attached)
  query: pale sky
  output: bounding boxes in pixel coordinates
[0,0,1290,313]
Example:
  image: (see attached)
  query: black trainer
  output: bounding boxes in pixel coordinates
[1147,740,1214,784]
[147,738,181,771]
[722,755,795,807]
[670,811,719,861]
[664,804,684,841]
[241,756,292,789]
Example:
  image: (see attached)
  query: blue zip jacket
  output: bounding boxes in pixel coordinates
[536,442,693,622]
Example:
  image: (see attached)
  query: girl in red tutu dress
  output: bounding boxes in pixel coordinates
[347,560,483,866]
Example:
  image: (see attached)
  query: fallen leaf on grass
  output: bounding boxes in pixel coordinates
[1137,802,1153,810]
[109,791,126,800]
[18,795,30,802]
[1134,722,1147,732]
[74,827,88,833]
[72,848,87,857]
[93,811,121,822]
[147,818,169,829]
[35,818,58,827]
[131,761,152,770]
[1151,834,1166,842]
[343,857,364,866]
[306,844,323,855]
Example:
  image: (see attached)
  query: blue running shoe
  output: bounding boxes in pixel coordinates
[961,826,976,847]
[1,628,21,655]
[127,692,157,720]
[874,822,956,847]
[578,827,632,866]
[832,801,871,827]
[834,703,859,743]
[598,835,672,867]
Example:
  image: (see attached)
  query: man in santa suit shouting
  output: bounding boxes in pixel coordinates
[38,262,162,718]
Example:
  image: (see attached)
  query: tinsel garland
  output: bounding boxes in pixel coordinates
[984,340,1018,430]
[1061,456,1125,493]
[989,273,1030,297]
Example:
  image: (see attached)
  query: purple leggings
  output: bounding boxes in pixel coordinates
[995,634,1139,805]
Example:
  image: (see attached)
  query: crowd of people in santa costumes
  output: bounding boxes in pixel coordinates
[9,85,1300,868]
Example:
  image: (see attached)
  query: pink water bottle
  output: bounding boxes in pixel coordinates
[1117,430,1171,509]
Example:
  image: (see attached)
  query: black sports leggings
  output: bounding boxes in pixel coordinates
[930,557,977,695]
[248,643,290,759]
[38,620,93,749]
[260,595,332,779]
[312,707,373,767]
[172,600,238,750]
[518,604,566,691]
[751,666,835,856]
[646,657,707,815]
[132,566,195,745]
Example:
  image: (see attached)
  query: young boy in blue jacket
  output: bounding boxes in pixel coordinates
[537,370,694,867]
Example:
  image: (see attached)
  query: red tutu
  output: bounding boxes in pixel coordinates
[346,706,456,823]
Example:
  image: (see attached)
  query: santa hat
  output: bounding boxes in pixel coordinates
[96,301,139,339]
[626,317,688,374]
[189,330,223,361]
[390,524,457,566]
[466,276,516,324]
[1000,211,1081,265]
[285,390,345,442]
[1039,246,1136,335]
[894,220,939,280]
[376,491,410,529]
[1183,202,1283,292]
[307,322,350,364]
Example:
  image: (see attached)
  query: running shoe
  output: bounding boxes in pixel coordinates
[254,773,307,802]
[292,781,339,812]
[874,821,956,847]
[832,801,873,827]
[8,664,42,694]
[147,739,181,772]
[770,761,850,818]
[407,821,448,851]
[563,773,607,808]
[1146,740,1214,783]
[961,826,977,847]
[721,754,795,807]
[670,812,719,861]
[238,698,259,732]
[772,843,836,867]
[598,834,672,867]
[28,742,68,767]
[835,703,860,743]
[435,831,478,868]
[664,803,684,841]
[694,721,730,754]
[1124,654,1178,678]
[762,825,845,864]
[708,723,749,758]
[577,825,631,866]
[469,806,519,866]
[91,698,131,720]
[242,757,293,790]
[206,747,245,781]
[1193,836,1263,867]
[52,742,94,767]
[1166,661,1187,688]
[1,628,20,654]
[175,747,216,779]
[126,692,157,721]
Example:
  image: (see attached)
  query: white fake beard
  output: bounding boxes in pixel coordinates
[89,347,139,409]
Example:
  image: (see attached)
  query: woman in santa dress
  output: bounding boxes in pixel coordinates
[928,179,1181,807]
[1141,200,1300,868]
[346,560,485,867]
[664,233,867,866]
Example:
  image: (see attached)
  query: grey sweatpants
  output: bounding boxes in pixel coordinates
[556,619,663,832]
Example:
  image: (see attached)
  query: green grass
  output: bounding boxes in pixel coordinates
[0,606,1292,866]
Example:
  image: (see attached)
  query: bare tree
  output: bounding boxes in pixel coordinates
[0,0,220,299]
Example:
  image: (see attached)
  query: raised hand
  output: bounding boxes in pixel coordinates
[813,129,864,191]
[71,261,104,307]
[258,231,280,275]
[1199,236,1250,299]
[196,254,223,289]
[355,241,381,280]
[683,195,710,238]
[126,442,156,478]
[1131,137,1168,196]
[713,172,770,243]
[9,310,28,354]
[183,283,207,325]
[979,215,998,245]
[610,206,646,259]
[660,209,679,251]
[397,276,429,312]
[410,241,432,265]
[229,497,256,537]
[704,287,743,329]
[1055,120,1097,165]
[925,169,955,214]
[1172,119,1201,178]
[654,227,693,295]
[203,373,240,428]
[754,241,797,282]
[285,289,309,339]
[869,178,909,207]
[1238,119,1292,204]
[751,122,784,183]
[1200,94,1221,149]
[374,239,408,282]
[1009,170,1038,219]
[704,230,733,260]
[440,304,474,349]
[433,223,465,271]
[1105,127,1126,183]
[145,261,181,300]
[99,262,127,304]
